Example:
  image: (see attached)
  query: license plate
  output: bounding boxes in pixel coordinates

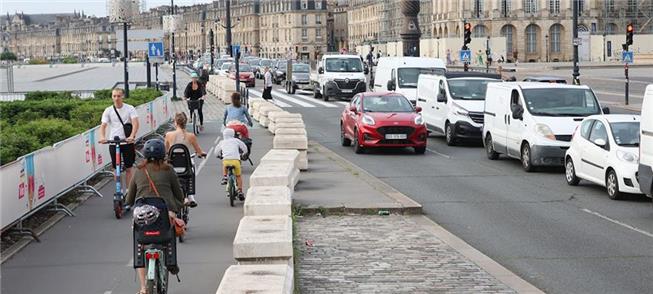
[341,89,353,93]
[385,134,407,139]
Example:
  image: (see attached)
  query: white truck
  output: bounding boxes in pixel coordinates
[311,54,368,101]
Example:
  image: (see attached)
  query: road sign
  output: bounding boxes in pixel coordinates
[148,41,164,64]
[622,51,634,64]
[459,50,471,63]
[232,44,241,58]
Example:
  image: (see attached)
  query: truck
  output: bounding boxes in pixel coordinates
[310,54,368,101]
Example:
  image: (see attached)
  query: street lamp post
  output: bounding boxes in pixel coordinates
[545,34,549,63]
[170,0,178,99]
[109,0,138,98]
[572,0,580,85]
[602,32,607,62]
[216,1,241,91]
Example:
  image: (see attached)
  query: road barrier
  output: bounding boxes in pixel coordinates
[0,93,173,236]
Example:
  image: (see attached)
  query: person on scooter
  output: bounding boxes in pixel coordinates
[216,128,248,200]
[184,72,206,131]
[164,112,207,207]
[126,139,184,294]
[223,92,253,127]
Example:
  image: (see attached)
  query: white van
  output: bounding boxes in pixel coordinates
[483,82,609,172]
[416,72,501,145]
[638,84,653,199]
[374,57,446,104]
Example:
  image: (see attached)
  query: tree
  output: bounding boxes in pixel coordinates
[0,51,17,61]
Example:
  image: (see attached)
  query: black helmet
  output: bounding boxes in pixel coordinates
[143,139,165,161]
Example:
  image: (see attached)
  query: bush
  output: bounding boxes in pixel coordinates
[0,119,84,165]
[69,102,111,130]
[28,58,48,65]
[93,89,112,100]
[62,56,77,64]
[24,91,75,101]
[0,99,80,124]
[0,51,17,61]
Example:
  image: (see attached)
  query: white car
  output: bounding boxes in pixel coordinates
[638,84,653,199]
[216,62,233,76]
[565,114,642,199]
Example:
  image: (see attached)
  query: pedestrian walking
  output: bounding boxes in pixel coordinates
[477,50,484,66]
[263,66,273,101]
[446,49,452,65]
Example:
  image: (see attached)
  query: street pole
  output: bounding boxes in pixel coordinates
[625,63,629,105]
[146,54,151,87]
[170,0,177,99]
[485,36,490,73]
[123,22,129,97]
[545,35,549,62]
[572,0,580,85]
[226,0,233,58]
[209,29,215,72]
[155,62,159,90]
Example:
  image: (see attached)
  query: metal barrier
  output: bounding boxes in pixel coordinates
[0,93,174,239]
[0,90,98,102]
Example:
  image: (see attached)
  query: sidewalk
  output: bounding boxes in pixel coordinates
[292,142,542,293]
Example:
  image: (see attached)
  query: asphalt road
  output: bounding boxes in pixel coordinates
[253,76,653,293]
[1,122,272,294]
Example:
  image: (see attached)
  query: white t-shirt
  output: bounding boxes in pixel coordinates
[101,103,138,139]
[264,71,273,87]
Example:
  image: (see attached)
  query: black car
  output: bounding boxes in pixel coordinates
[272,59,288,84]
[286,63,312,94]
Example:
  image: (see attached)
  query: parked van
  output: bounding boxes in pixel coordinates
[416,72,501,145]
[374,57,446,104]
[638,84,653,199]
[483,82,609,172]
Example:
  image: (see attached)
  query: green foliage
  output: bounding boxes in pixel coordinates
[0,88,163,165]
[62,56,77,64]
[28,58,48,64]
[0,51,17,61]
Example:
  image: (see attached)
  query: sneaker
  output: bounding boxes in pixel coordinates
[186,195,198,208]
[200,125,204,132]
[220,176,227,185]
[238,191,245,201]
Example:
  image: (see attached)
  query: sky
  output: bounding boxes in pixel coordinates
[1,0,214,17]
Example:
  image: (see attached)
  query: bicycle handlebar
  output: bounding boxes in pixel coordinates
[101,136,130,145]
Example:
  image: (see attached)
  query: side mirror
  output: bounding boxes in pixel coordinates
[415,106,422,113]
[318,67,324,74]
[593,138,607,148]
[602,107,611,114]
[348,105,357,113]
[511,104,524,120]
[364,67,369,74]
[387,80,396,91]
[437,92,447,103]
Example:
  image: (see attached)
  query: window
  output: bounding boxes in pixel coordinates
[302,0,308,10]
[316,28,322,38]
[501,25,514,55]
[610,122,640,146]
[500,0,512,17]
[362,95,414,113]
[473,25,487,38]
[605,0,615,12]
[302,28,308,39]
[521,88,601,116]
[580,119,594,139]
[526,25,538,53]
[523,0,537,14]
[578,0,585,12]
[473,0,484,18]
[301,15,307,25]
[316,15,322,24]
[549,0,560,14]
[588,121,608,145]
[316,0,322,9]
[447,78,499,100]
[550,24,561,53]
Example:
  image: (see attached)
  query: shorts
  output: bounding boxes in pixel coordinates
[223,159,242,176]
[109,143,136,169]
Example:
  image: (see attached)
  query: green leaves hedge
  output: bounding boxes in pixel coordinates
[0,88,162,165]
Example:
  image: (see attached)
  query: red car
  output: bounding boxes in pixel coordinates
[228,63,256,87]
[340,92,427,154]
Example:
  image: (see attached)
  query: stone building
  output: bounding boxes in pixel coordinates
[432,0,653,62]
[327,0,348,52]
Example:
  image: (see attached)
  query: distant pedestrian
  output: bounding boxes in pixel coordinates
[477,50,484,66]
[446,50,452,65]
[263,66,273,101]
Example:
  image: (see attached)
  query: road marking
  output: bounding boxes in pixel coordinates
[336,101,349,106]
[214,135,222,145]
[248,89,293,107]
[271,90,316,107]
[125,258,133,267]
[289,91,338,107]
[594,90,644,99]
[104,291,112,294]
[581,208,653,239]
[426,147,451,159]
[197,146,214,175]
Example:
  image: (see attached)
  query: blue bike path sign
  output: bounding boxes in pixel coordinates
[148,42,164,63]
[622,51,634,64]
[460,50,472,63]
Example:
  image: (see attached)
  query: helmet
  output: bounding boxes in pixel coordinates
[190,71,199,78]
[143,139,165,160]
[133,204,160,226]
[222,127,235,139]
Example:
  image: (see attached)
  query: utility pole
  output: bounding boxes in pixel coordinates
[572,0,580,85]
[485,36,490,73]
[226,0,233,58]
[209,29,215,72]
[624,23,634,105]
[170,0,178,99]
[123,23,129,97]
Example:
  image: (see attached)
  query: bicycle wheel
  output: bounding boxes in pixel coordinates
[228,176,236,207]
[158,260,169,294]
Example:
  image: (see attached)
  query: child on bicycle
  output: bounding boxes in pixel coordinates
[223,92,253,127]
[215,128,249,199]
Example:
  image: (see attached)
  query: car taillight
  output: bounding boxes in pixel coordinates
[145,252,160,260]
[144,231,160,236]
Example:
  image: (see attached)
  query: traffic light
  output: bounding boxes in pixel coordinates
[463,23,472,49]
[626,23,634,47]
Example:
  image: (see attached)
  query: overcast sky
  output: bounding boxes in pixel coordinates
[1,0,214,17]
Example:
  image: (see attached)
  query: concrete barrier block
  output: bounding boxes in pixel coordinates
[260,149,300,171]
[274,128,307,136]
[250,162,299,191]
[269,118,304,133]
[298,150,308,171]
[269,111,301,123]
[216,264,293,294]
[244,186,292,216]
[273,135,308,150]
[272,122,306,134]
[233,215,293,262]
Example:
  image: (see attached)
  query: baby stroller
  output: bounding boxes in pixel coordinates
[168,143,195,243]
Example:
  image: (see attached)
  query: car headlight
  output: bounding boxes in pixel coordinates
[534,123,556,140]
[414,115,424,125]
[617,150,638,162]
[362,114,375,126]
[452,104,468,117]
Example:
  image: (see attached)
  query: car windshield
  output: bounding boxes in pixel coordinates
[447,79,499,100]
[610,122,640,147]
[247,59,260,66]
[293,64,310,72]
[221,63,233,70]
[238,64,253,72]
[277,62,287,72]
[522,88,601,116]
[325,57,363,72]
[260,59,272,66]
[363,95,414,113]
[397,68,446,88]
[216,59,231,67]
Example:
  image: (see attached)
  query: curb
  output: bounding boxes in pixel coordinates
[1,177,112,264]
[305,141,422,215]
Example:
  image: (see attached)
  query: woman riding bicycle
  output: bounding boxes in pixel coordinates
[223,92,253,128]
[165,112,206,207]
[125,139,184,294]
[184,72,206,131]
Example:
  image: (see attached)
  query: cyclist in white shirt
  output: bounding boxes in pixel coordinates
[99,88,140,187]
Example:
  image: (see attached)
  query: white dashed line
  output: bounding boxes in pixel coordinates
[426,148,451,159]
[581,208,653,239]
[196,146,214,175]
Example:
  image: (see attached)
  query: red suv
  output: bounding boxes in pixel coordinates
[340,92,427,154]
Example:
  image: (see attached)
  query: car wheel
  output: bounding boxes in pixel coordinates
[414,146,426,154]
[340,123,351,146]
[606,169,623,200]
[521,143,535,172]
[445,123,456,146]
[353,130,364,154]
[485,134,499,160]
[565,158,580,186]
[322,87,329,101]
[289,85,296,94]
[313,84,321,98]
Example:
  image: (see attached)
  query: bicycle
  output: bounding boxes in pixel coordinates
[104,136,128,219]
[187,99,202,135]
[144,244,168,294]
[225,165,239,207]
